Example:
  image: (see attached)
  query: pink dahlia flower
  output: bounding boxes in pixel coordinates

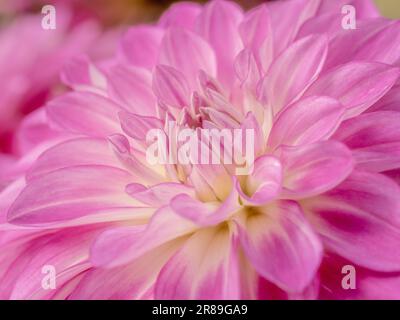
[1,0,400,299]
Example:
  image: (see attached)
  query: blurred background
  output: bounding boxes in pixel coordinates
[374,0,400,18]
[1,0,399,24]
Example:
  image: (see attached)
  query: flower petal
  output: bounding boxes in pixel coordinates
[61,55,107,91]
[14,108,65,155]
[266,0,320,56]
[1,226,102,299]
[153,65,190,108]
[239,4,271,54]
[278,141,354,199]
[170,185,239,226]
[27,138,120,180]
[268,96,345,149]
[196,0,243,88]
[71,239,184,299]
[334,111,400,172]
[319,254,400,300]
[236,201,323,292]
[119,25,164,69]
[159,28,217,86]
[108,134,165,185]
[297,13,343,40]
[236,155,282,206]
[106,65,157,116]
[258,35,328,114]
[91,206,195,268]
[119,111,163,142]
[7,165,135,226]
[158,2,202,30]
[234,49,261,90]
[155,226,240,299]
[305,62,399,119]
[303,171,400,272]
[369,84,400,112]
[324,20,399,70]
[125,182,195,207]
[352,21,400,65]
[0,178,25,223]
[46,92,121,137]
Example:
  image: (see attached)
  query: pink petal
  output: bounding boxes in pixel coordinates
[1,142,67,186]
[71,239,184,299]
[369,84,400,112]
[385,168,400,185]
[266,0,320,56]
[158,2,202,30]
[258,35,328,114]
[234,49,261,90]
[305,62,399,119]
[46,92,121,137]
[158,28,217,86]
[268,96,345,149]
[200,107,239,129]
[278,141,354,199]
[352,22,400,65]
[0,154,16,189]
[236,201,323,292]
[7,165,135,226]
[236,155,282,206]
[334,111,400,172]
[258,275,320,300]
[195,0,243,89]
[239,4,271,53]
[170,185,239,226]
[202,85,243,121]
[352,143,400,173]
[187,166,218,202]
[311,0,380,40]
[90,225,145,268]
[240,112,264,155]
[155,226,240,299]
[119,25,164,69]
[61,55,106,91]
[324,20,397,70]
[319,254,400,300]
[153,65,190,108]
[91,206,195,268]
[27,138,120,181]
[108,134,165,185]
[125,182,195,206]
[106,65,157,116]
[304,171,400,272]
[297,13,343,40]
[0,178,25,223]
[14,108,65,155]
[0,226,103,299]
[119,111,163,141]
[317,171,400,228]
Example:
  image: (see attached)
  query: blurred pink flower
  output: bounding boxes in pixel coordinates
[0,4,118,155]
[1,0,400,299]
